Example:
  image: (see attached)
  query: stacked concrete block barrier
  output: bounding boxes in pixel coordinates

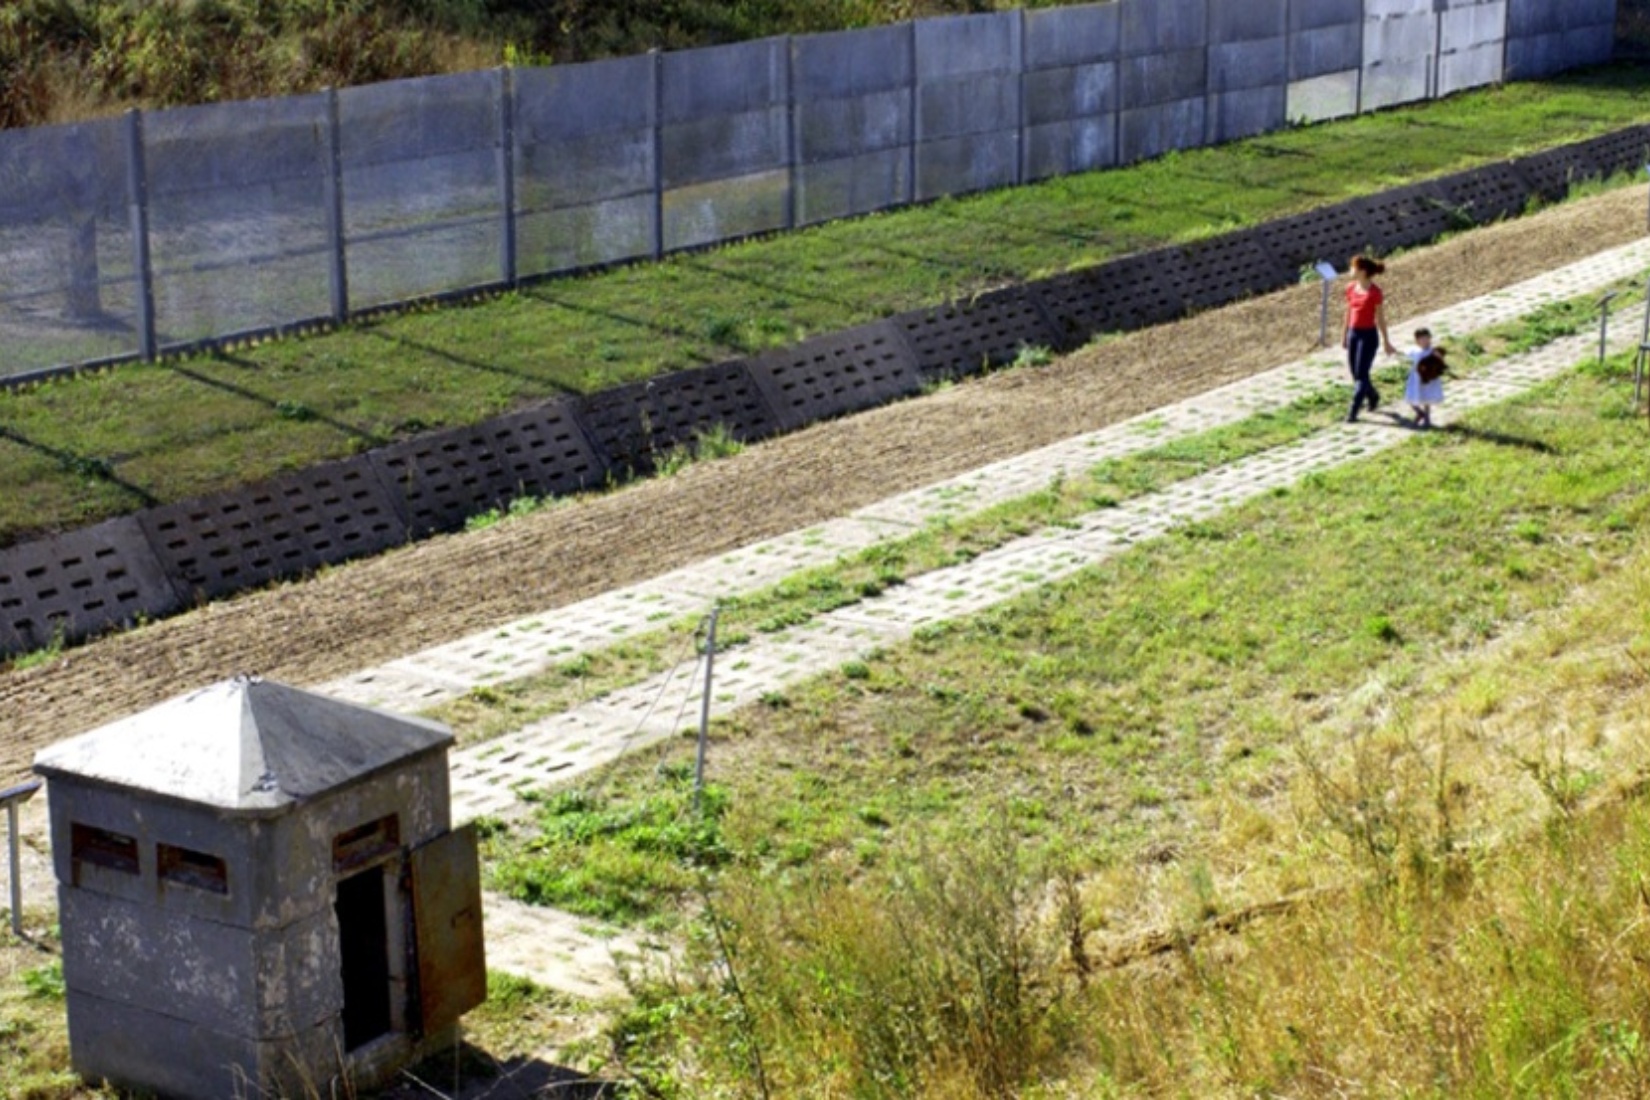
[4,122,1650,661]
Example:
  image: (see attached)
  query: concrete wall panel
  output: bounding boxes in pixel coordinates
[1121,48,1208,110]
[1025,3,1119,70]
[1208,86,1288,145]
[1288,71,1361,123]
[1120,98,1207,164]
[798,91,911,164]
[1027,118,1117,180]
[920,74,1019,142]
[793,24,911,100]
[916,132,1019,200]
[1120,0,1208,54]
[1210,0,1288,45]
[1439,44,1504,96]
[797,150,910,224]
[1291,22,1364,80]
[915,11,1017,81]
[1292,0,1365,31]
[1209,38,1289,93]
[1026,63,1118,126]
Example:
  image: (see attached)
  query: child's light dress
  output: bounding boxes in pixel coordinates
[1404,347,1444,405]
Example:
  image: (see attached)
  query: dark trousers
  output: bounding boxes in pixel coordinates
[1347,327,1380,417]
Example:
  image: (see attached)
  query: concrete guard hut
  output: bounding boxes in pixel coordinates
[32,676,486,1099]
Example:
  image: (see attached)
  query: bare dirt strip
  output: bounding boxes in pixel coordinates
[0,186,1642,782]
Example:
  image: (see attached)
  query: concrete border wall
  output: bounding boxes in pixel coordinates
[7,120,1647,660]
[0,1,1627,384]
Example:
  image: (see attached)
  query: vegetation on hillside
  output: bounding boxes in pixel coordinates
[524,346,1650,1097]
[0,0,1064,127]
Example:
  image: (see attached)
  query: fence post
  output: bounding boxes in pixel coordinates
[785,37,799,231]
[1432,5,1444,100]
[497,65,518,287]
[123,109,157,362]
[1015,8,1028,186]
[651,49,665,261]
[322,87,349,325]
[1500,0,1512,84]
[907,21,921,203]
[0,780,42,938]
[1356,2,1368,114]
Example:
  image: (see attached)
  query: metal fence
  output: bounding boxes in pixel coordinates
[0,0,1619,384]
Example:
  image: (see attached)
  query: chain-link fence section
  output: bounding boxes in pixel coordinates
[0,0,1621,384]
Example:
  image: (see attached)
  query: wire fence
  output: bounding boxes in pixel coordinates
[0,0,1618,385]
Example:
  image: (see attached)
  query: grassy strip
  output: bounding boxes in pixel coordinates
[427,278,1635,753]
[480,345,1645,901]
[560,353,1650,1099]
[0,68,1647,546]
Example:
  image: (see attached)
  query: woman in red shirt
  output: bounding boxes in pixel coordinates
[1342,255,1397,422]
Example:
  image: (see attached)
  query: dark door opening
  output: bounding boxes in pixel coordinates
[335,865,393,1050]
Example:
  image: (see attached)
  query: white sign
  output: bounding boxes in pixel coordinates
[1314,261,1338,281]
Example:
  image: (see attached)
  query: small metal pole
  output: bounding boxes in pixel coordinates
[1599,290,1621,366]
[1314,260,1339,347]
[694,606,719,814]
[1644,164,1650,233]
[0,780,43,937]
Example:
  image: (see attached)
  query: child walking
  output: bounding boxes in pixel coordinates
[1404,326,1446,428]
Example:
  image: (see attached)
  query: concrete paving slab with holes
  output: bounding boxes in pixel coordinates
[317,236,1650,721]
[443,319,1622,822]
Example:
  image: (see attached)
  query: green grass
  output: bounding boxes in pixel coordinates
[425,277,1642,755]
[482,340,1650,928]
[530,358,1650,1099]
[1,67,1648,547]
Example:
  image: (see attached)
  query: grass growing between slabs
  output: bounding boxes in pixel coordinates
[2,69,1649,549]
[477,351,1650,1095]
[428,277,1638,755]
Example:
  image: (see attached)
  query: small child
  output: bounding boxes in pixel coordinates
[1404,327,1446,428]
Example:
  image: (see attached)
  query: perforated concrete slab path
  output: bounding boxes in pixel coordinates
[318,236,1650,719]
[300,238,1650,1001]
[440,313,1634,823]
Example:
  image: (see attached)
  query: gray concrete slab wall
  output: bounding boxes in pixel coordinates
[65,991,342,1100]
[914,13,1020,198]
[45,780,261,927]
[1438,1,1508,96]
[60,889,342,1039]
[793,25,914,223]
[1024,4,1120,179]
[1362,0,1438,111]
[1120,0,1209,55]
[1288,70,1362,123]
[1505,0,1616,78]
[1025,3,1119,71]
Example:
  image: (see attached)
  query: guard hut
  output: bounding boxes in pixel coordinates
[32,676,486,1100]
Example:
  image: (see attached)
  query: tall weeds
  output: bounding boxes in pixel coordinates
[617,818,1082,1099]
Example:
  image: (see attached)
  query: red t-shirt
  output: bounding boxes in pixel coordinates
[1345,282,1383,329]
